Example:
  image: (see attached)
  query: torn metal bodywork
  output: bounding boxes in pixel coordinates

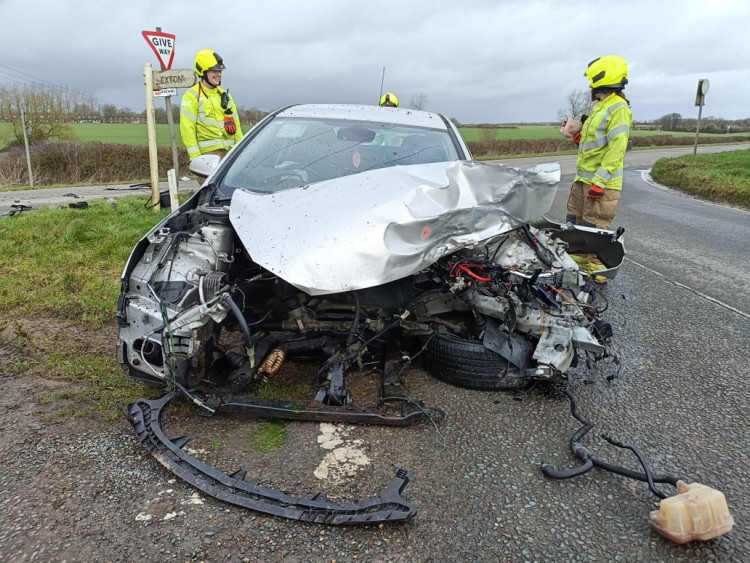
[227,160,561,295]
[126,392,418,524]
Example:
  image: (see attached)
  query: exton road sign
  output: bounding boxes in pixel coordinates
[142,30,176,70]
[152,69,196,91]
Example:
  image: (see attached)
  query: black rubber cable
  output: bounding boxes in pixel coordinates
[541,387,681,495]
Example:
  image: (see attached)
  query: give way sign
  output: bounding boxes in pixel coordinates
[141,30,176,70]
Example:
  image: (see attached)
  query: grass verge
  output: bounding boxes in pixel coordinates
[0,197,172,419]
[0,197,170,324]
[650,149,750,208]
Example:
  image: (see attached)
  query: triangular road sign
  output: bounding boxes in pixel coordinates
[142,30,176,70]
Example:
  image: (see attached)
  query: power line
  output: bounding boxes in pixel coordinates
[0,64,61,88]
[0,63,124,108]
[0,70,37,86]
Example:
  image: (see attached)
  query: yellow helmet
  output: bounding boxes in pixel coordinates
[379,92,399,107]
[195,49,226,78]
[585,55,628,89]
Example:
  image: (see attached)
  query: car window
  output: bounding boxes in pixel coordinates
[215,117,459,201]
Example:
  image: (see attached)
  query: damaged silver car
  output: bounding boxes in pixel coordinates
[117,104,625,524]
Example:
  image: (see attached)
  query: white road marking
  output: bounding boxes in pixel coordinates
[626,257,750,319]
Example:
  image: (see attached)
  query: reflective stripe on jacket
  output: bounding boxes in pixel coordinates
[179,83,243,160]
[574,93,632,191]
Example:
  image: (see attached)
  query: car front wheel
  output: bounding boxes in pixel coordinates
[421,333,531,390]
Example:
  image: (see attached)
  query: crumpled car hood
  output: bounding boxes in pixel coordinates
[229,160,560,295]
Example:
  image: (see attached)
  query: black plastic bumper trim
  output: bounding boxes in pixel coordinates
[126,392,419,524]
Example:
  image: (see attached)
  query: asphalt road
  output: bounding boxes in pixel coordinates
[1,145,748,560]
[0,178,201,216]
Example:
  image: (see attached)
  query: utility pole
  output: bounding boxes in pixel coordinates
[20,108,34,187]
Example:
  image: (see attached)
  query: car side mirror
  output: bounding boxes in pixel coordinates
[189,154,222,178]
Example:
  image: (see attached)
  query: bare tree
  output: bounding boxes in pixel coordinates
[118,107,136,123]
[408,93,429,111]
[102,104,119,123]
[658,113,682,131]
[153,107,168,124]
[73,95,99,122]
[238,106,270,127]
[0,83,87,142]
[556,89,592,122]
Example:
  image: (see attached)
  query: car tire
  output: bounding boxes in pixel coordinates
[422,333,531,390]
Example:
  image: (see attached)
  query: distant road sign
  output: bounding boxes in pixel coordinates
[154,88,178,97]
[695,79,710,107]
[152,69,196,91]
[142,30,176,70]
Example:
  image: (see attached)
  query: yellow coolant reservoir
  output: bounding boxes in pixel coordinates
[649,481,734,543]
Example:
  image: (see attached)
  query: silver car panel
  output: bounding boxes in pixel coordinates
[229,161,561,295]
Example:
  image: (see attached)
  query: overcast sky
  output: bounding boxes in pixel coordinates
[3,0,748,124]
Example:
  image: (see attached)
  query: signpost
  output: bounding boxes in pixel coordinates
[141,27,189,210]
[693,79,710,156]
[143,62,161,209]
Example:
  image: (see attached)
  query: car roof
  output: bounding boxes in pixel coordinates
[276,104,450,130]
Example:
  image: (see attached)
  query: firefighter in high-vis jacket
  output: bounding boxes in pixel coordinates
[560,55,632,230]
[180,49,243,161]
[379,92,399,107]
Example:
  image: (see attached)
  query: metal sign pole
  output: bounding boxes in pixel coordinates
[693,79,710,156]
[144,62,161,211]
[156,26,180,189]
[164,96,179,189]
[693,104,703,156]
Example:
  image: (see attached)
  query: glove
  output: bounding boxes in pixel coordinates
[587,184,605,199]
[573,132,581,145]
[224,115,237,135]
[560,118,582,139]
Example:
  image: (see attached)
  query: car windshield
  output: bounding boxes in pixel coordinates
[214,117,460,201]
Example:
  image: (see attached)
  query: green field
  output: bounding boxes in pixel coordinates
[70,123,184,146]
[0,122,184,150]
[459,125,560,141]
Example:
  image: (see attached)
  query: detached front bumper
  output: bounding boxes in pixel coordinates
[126,391,419,525]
